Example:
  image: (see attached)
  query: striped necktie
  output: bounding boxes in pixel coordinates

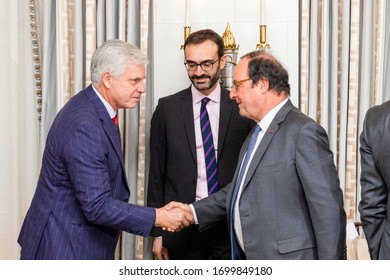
[200,97,220,195]
[229,124,261,259]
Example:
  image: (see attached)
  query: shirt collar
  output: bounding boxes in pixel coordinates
[258,98,289,131]
[92,85,117,118]
[191,83,221,105]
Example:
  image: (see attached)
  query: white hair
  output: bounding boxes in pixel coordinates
[90,39,148,85]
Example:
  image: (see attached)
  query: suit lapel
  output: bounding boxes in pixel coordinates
[180,87,197,163]
[241,99,294,190]
[218,88,233,159]
[85,85,126,174]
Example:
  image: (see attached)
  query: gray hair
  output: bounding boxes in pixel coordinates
[90,39,148,85]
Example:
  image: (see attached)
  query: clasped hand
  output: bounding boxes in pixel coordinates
[155,202,194,232]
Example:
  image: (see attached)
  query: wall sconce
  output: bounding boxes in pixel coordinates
[221,23,239,91]
[180,0,191,50]
[256,25,270,49]
[256,0,270,49]
[180,26,191,50]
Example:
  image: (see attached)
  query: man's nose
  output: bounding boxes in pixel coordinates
[194,65,205,76]
[230,88,236,100]
[139,80,146,93]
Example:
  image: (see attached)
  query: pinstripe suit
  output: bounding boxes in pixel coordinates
[18,85,156,259]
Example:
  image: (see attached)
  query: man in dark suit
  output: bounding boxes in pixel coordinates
[359,100,390,260]
[17,39,191,260]
[147,29,255,260]
[169,49,346,259]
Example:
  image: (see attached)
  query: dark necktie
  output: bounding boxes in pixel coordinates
[229,125,261,260]
[200,97,220,195]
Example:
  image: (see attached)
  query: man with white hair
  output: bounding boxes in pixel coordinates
[18,39,191,260]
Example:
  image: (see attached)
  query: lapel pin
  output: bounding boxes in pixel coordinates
[269,130,273,133]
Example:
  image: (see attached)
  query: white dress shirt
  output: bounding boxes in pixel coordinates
[192,84,221,201]
[234,98,289,250]
[92,85,116,118]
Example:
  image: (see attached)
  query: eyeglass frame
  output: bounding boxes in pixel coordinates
[184,58,221,71]
[232,78,252,91]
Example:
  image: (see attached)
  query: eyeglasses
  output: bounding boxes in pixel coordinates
[184,58,220,71]
[233,78,251,91]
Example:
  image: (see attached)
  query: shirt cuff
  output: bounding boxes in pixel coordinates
[189,204,199,225]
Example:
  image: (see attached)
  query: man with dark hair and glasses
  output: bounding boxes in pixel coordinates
[147,29,255,260]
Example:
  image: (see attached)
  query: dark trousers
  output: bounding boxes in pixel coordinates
[168,221,231,260]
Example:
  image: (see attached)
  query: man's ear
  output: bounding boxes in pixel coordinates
[219,54,227,69]
[259,78,269,93]
[102,71,111,88]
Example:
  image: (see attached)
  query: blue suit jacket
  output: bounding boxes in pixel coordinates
[18,85,156,259]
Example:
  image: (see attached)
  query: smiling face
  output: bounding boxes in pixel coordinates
[184,40,226,95]
[230,57,263,122]
[102,63,146,110]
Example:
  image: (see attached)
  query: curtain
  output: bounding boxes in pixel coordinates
[142,0,154,260]
[300,0,389,220]
[119,0,154,260]
[120,0,155,260]
[0,0,40,259]
[6,0,389,260]
[2,0,151,260]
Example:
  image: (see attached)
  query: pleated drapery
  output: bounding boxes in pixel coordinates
[300,0,390,220]
[0,0,40,259]
[2,0,390,260]
[2,0,153,260]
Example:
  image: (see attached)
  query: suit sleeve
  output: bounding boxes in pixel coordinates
[358,112,387,260]
[295,121,346,259]
[64,120,155,237]
[192,183,231,230]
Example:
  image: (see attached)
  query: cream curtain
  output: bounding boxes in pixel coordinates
[300,0,389,220]
[0,0,40,259]
[39,0,152,260]
[300,0,390,259]
[3,0,389,260]
[0,0,152,260]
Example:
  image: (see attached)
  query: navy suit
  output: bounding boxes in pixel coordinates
[18,85,156,259]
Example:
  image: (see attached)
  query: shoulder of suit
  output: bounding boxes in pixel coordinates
[367,99,390,118]
[284,106,318,128]
[158,87,191,104]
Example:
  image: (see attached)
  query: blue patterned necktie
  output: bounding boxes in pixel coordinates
[200,97,220,195]
[229,124,261,259]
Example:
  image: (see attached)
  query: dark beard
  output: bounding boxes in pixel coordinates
[189,67,221,92]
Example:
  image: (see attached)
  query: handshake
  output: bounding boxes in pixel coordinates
[155,202,194,232]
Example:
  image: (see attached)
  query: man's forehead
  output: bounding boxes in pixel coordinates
[234,59,248,76]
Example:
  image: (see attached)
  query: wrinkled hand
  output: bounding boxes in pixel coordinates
[152,237,169,260]
[155,202,194,232]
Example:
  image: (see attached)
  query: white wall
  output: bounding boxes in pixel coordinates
[153,0,299,108]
